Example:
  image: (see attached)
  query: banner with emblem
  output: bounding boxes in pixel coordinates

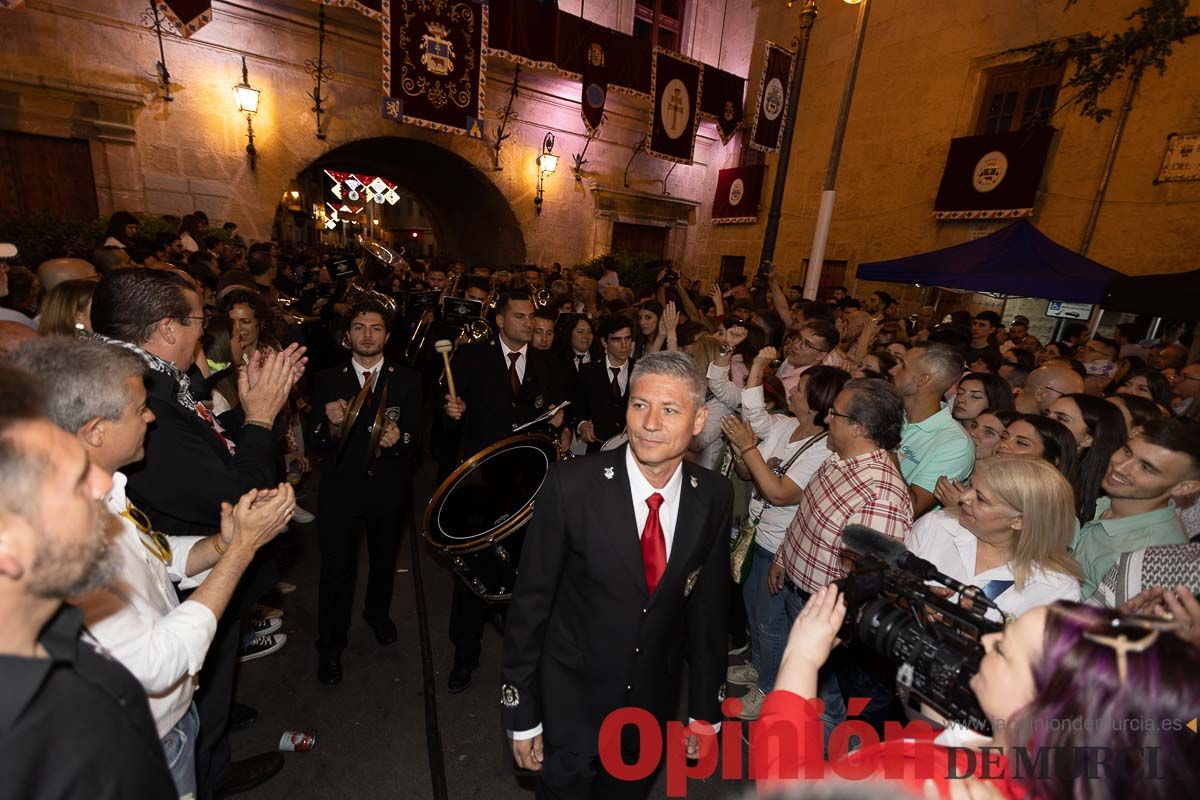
[155,0,212,36]
[749,41,794,154]
[648,47,703,165]
[933,127,1056,219]
[579,28,609,134]
[702,67,744,146]
[381,0,488,136]
[712,164,766,224]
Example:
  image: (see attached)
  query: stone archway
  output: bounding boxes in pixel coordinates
[299,137,526,266]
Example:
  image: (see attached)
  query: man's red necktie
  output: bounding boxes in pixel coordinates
[362,370,373,406]
[507,352,521,396]
[641,493,666,595]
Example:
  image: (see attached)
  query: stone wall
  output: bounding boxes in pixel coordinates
[0,0,757,271]
[706,0,1200,298]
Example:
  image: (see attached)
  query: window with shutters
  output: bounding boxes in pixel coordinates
[975,63,1064,135]
[633,0,686,53]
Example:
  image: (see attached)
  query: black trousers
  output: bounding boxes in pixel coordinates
[316,501,406,655]
[533,742,660,800]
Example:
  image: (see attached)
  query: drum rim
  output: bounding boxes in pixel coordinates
[422,432,559,553]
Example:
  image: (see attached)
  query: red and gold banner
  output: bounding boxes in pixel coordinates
[705,67,744,146]
[648,48,703,165]
[712,164,766,224]
[155,0,211,37]
[933,127,1056,219]
[749,41,793,154]
[382,0,488,136]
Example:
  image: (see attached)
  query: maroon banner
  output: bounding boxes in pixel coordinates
[580,28,609,134]
[749,41,793,154]
[156,0,211,37]
[648,48,703,165]
[704,67,744,146]
[382,0,488,136]
[312,0,383,21]
[712,164,766,224]
[933,127,1057,220]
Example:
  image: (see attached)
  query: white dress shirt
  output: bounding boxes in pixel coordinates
[500,340,528,384]
[74,471,218,737]
[604,355,630,396]
[351,357,384,388]
[908,509,1081,621]
[571,349,591,371]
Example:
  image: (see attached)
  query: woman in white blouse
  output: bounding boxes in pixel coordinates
[908,456,1083,621]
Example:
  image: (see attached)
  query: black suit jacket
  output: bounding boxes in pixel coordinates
[311,359,422,509]
[125,370,280,536]
[501,447,732,756]
[570,358,634,449]
[447,340,565,457]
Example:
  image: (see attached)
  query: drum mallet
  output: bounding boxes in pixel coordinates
[434,339,457,399]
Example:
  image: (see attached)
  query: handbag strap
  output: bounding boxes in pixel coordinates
[775,430,827,476]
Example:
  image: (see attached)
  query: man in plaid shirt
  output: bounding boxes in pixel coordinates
[760,378,912,731]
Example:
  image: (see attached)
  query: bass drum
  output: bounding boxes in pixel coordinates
[423,433,560,602]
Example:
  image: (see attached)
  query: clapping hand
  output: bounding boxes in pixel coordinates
[721,415,757,454]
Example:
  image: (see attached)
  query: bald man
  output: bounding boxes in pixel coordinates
[0,320,38,357]
[1014,363,1085,414]
[37,258,98,292]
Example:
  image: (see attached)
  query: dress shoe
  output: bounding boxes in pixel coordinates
[229,702,258,731]
[447,660,475,694]
[366,617,398,646]
[215,752,284,798]
[317,652,342,686]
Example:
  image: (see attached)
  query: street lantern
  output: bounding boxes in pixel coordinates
[534,132,557,216]
[233,56,260,170]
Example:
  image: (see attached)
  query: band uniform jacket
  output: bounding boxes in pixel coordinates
[501,446,732,757]
[570,358,635,451]
[447,340,565,457]
[311,359,422,510]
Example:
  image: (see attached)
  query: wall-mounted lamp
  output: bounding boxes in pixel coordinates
[534,132,558,216]
[233,56,261,171]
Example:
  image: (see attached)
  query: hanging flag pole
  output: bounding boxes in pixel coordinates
[758,1,818,267]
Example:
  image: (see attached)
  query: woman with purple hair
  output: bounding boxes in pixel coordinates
[758,588,1200,798]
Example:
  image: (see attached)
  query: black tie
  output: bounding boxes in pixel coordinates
[610,366,621,398]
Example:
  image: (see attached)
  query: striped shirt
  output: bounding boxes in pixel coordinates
[773,448,913,593]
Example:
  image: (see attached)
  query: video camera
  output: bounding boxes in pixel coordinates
[834,526,1004,735]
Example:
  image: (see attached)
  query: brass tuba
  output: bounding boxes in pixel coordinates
[346,234,404,316]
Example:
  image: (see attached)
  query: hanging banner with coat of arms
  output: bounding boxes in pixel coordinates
[704,68,744,146]
[933,127,1056,219]
[381,0,488,136]
[580,28,609,134]
[155,0,212,36]
[712,164,766,224]
[648,48,703,165]
[749,41,794,154]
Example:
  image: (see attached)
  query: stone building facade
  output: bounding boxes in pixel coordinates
[0,0,755,269]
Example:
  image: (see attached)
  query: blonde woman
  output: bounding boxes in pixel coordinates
[685,334,734,469]
[907,456,1083,620]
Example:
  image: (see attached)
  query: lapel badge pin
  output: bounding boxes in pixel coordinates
[501,684,520,708]
[604,467,614,480]
[690,476,699,489]
[684,567,701,597]
[534,394,544,409]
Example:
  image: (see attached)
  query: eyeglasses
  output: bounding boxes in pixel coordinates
[789,336,829,354]
[120,502,173,565]
[826,408,856,423]
[180,315,210,330]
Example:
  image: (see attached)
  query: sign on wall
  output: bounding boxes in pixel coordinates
[1155,132,1200,183]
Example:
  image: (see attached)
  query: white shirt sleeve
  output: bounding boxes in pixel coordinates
[509,724,543,740]
[706,363,741,412]
[167,535,212,591]
[739,385,777,440]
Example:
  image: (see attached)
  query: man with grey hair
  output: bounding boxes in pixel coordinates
[503,351,732,798]
[0,364,178,797]
[889,342,975,516]
[6,337,296,797]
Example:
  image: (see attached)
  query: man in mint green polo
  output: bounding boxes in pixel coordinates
[889,342,975,517]
[1073,418,1199,597]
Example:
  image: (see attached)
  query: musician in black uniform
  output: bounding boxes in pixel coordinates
[311,299,421,686]
[442,291,565,692]
[571,315,635,452]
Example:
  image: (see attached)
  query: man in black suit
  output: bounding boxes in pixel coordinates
[442,291,565,692]
[502,351,732,799]
[572,315,635,451]
[311,299,421,685]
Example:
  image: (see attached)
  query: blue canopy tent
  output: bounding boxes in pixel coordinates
[854,220,1124,303]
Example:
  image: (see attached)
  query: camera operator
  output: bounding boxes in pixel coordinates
[909,457,1083,621]
[757,589,1200,798]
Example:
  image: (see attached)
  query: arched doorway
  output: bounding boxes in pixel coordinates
[296,137,526,266]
